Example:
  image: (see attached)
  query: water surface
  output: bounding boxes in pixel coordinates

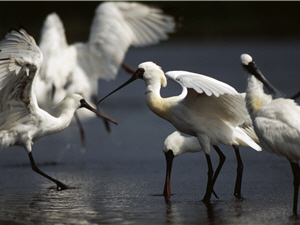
[1,39,300,224]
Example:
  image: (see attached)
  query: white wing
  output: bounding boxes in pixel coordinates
[166,70,248,126]
[254,115,300,161]
[39,13,68,63]
[0,29,43,128]
[38,13,76,104]
[39,13,67,80]
[86,2,175,81]
[165,71,238,97]
[253,98,300,160]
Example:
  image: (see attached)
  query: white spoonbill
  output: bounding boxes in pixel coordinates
[241,53,300,217]
[0,29,118,190]
[98,61,261,201]
[163,131,218,199]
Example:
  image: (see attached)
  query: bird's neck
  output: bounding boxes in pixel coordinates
[144,82,177,122]
[46,106,75,135]
[246,75,272,116]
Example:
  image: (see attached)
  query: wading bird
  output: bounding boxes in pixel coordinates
[163,131,217,199]
[0,29,118,190]
[162,127,259,199]
[98,61,261,201]
[241,53,300,216]
[37,2,176,145]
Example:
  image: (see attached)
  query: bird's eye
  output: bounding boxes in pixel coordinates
[136,68,145,78]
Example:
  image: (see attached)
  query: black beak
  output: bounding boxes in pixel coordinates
[98,68,145,104]
[242,59,285,98]
[163,150,175,199]
[80,99,118,125]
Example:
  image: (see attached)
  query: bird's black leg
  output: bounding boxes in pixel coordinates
[202,153,214,202]
[28,152,68,190]
[210,146,226,199]
[74,112,86,149]
[163,151,174,199]
[233,145,244,199]
[290,161,300,217]
[93,95,111,133]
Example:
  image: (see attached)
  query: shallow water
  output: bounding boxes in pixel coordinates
[1,39,300,224]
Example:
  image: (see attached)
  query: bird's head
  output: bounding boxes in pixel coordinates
[62,94,118,125]
[138,62,167,87]
[163,131,183,157]
[98,61,167,104]
[240,53,285,98]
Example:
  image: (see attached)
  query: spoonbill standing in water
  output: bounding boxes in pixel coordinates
[37,2,176,144]
[98,61,261,201]
[162,127,259,199]
[0,29,118,190]
[241,53,300,217]
[163,131,217,199]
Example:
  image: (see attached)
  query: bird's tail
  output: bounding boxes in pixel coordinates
[234,127,262,151]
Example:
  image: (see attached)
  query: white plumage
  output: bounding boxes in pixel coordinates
[241,53,300,216]
[99,61,261,201]
[37,2,176,110]
[163,131,201,157]
[0,29,117,190]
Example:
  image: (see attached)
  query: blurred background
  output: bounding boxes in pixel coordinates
[1,2,300,224]
[1,1,300,43]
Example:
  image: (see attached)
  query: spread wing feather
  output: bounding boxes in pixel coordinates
[87,2,175,80]
[166,70,248,126]
[0,29,43,128]
[165,71,238,97]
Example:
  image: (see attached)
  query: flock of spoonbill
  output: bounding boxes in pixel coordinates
[37,2,176,146]
[0,1,175,190]
[98,58,300,216]
[0,1,299,218]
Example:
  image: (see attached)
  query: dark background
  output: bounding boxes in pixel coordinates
[1,2,300,224]
[1,1,300,44]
